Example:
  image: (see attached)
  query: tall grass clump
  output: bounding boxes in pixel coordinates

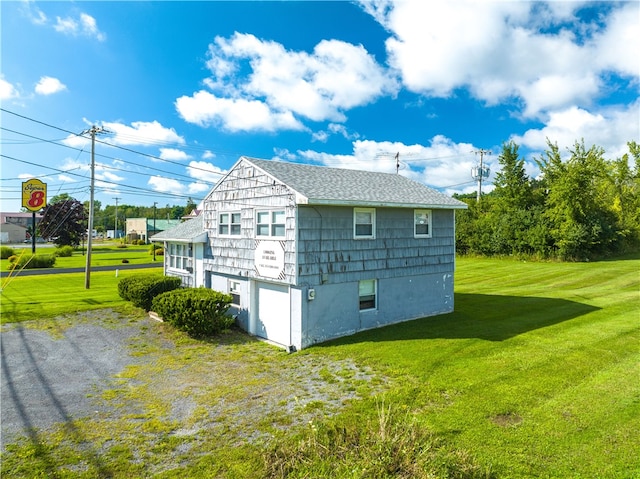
[1,246,15,259]
[54,245,74,257]
[263,401,492,479]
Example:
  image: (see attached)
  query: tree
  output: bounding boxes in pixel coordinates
[38,196,86,247]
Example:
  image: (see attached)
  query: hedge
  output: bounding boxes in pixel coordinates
[8,254,56,270]
[152,288,234,338]
[1,246,15,259]
[117,274,182,311]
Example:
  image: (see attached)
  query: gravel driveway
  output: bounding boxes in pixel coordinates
[1,309,383,458]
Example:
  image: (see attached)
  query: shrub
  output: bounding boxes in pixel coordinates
[152,288,234,338]
[122,259,129,263]
[1,246,15,259]
[9,254,56,270]
[150,247,164,256]
[54,245,74,257]
[118,274,182,311]
[116,243,128,248]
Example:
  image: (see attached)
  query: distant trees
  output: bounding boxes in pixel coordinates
[38,195,86,247]
[455,140,640,260]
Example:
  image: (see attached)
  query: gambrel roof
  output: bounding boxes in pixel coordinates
[150,215,206,243]
[244,157,468,209]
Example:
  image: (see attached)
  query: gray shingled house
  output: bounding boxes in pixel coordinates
[153,157,467,350]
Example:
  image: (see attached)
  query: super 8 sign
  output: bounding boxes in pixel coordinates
[22,179,47,212]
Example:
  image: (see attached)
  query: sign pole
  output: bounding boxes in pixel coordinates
[31,212,36,254]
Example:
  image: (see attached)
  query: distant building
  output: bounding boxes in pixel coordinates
[0,212,42,243]
[126,218,181,243]
[153,157,467,351]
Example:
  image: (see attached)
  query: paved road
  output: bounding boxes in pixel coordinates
[0,262,162,278]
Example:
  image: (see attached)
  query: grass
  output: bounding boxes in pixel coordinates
[1,243,158,272]
[0,269,157,323]
[1,254,638,478]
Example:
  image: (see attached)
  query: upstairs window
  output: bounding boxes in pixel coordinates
[354,208,375,239]
[219,212,241,236]
[256,210,285,238]
[414,209,432,238]
[359,279,377,311]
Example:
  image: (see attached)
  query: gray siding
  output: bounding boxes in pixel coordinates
[202,159,298,283]
[297,206,455,286]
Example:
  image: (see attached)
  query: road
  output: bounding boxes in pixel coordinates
[0,262,162,278]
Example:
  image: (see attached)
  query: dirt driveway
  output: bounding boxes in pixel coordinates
[1,309,382,455]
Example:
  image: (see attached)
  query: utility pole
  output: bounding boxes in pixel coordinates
[113,197,121,239]
[83,125,107,289]
[472,149,491,202]
[153,202,157,261]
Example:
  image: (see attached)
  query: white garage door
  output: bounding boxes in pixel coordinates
[254,282,290,346]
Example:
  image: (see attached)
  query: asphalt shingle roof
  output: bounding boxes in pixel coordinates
[245,157,467,209]
[150,215,206,242]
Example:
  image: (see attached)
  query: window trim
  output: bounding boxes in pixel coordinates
[229,280,241,306]
[359,279,377,311]
[354,207,376,239]
[414,209,432,238]
[219,211,242,236]
[256,209,286,238]
[168,242,193,272]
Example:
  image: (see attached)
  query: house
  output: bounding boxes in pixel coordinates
[125,218,181,243]
[153,157,467,351]
[0,212,42,243]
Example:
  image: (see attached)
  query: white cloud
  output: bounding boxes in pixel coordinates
[186,161,226,184]
[54,12,106,41]
[0,76,19,100]
[148,176,186,195]
[35,76,67,95]
[364,1,639,119]
[512,102,640,160]
[297,135,483,195]
[176,90,304,132]
[102,120,185,146]
[159,148,190,161]
[187,182,211,194]
[177,32,398,131]
[202,150,216,160]
[21,0,48,25]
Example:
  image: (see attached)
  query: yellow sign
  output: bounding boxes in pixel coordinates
[22,178,47,211]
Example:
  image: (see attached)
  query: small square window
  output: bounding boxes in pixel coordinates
[354,208,375,239]
[256,210,285,238]
[219,212,241,236]
[414,209,432,238]
[229,280,241,306]
[359,279,377,311]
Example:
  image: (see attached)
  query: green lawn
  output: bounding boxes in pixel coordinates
[1,255,638,478]
[1,243,158,272]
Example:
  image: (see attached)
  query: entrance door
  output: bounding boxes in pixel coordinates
[254,282,290,346]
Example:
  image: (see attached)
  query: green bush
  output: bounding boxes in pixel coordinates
[152,288,234,338]
[117,274,182,311]
[54,245,74,257]
[9,254,56,270]
[1,246,15,259]
[116,243,128,248]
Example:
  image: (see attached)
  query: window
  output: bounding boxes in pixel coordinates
[359,279,377,311]
[229,280,241,306]
[168,243,192,270]
[414,209,432,238]
[256,210,285,238]
[219,212,241,236]
[354,208,375,239]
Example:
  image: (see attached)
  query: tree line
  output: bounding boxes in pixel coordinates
[455,140,640,261]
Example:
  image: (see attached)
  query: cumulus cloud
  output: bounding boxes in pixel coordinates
[0,76,19,100]
[159,148,190,161]
[362,0,639,119]
[148,176,186,195]
[54,12,106,41]
[176,32,398,132]
[512,102,640,160]
[186,161,226,184]
[35,76,67,95]
[296,135,484,196]
[102,120,185,146]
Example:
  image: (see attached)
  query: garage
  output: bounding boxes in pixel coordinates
[252,281,291,347]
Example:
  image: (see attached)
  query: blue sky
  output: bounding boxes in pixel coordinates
[1,0,638,212]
